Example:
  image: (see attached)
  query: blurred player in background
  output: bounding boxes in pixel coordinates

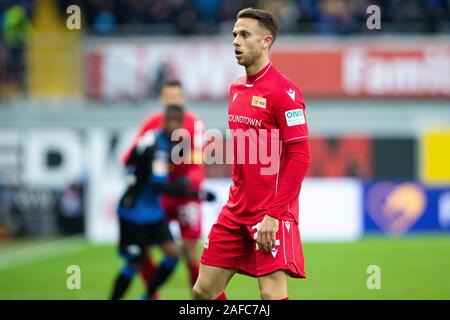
[121,80,207,295]
[193,8,312,300]
[111,105,214,300]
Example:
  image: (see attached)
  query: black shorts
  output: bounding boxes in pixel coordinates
[118,217,174,262]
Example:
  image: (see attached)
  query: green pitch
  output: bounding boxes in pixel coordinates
[0,234,449,300]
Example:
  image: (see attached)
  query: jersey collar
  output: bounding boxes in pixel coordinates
[245,62,272,87]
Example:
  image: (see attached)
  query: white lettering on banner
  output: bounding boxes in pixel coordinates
[343,48,450,96]
[88,41,450,99]
[179,45,241,99]
[23,130,82,188]
[21,129,136,188]
[10,129,133,243]
[97,44,242,100]
[103,47,144,99]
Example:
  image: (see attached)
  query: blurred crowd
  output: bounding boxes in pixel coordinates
[1,0,449,36]
[78,0,450,34]
[0,183,85,238]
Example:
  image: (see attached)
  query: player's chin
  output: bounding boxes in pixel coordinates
[235,56,245,65]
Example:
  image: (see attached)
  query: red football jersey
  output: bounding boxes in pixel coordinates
[121,110,205,188]
[222,62,310,225]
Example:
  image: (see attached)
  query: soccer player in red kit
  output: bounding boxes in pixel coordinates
[122,80,205,293]
[193,8,311,300]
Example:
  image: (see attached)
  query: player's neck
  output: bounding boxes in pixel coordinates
[245,56,270,77]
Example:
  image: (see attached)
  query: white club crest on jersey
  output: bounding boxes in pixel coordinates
[232,93,238,102]
[286,89,296,101]
[284,221,291,233]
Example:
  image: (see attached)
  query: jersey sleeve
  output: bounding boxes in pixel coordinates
[265,139,311,220]
[272,86,309,144]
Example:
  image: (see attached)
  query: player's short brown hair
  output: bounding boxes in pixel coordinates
[237,8,279,46]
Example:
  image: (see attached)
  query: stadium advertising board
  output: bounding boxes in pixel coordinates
[86,40,450,100]
[309,136,416,180]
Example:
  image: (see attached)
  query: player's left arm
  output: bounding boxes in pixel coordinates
[257,86,312,252]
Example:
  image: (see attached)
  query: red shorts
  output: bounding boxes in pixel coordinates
[201,212,306,278]
[162,196,202,240]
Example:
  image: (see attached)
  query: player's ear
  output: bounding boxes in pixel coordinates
[262,34,272,50]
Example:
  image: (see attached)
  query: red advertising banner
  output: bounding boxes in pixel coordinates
[273,42,450,98]
[86,39,450,99]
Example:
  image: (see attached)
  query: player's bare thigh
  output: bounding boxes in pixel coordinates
[193,263,237,300]
[258,270,289,300]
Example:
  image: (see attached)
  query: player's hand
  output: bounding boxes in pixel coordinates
[257,215,279,253]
